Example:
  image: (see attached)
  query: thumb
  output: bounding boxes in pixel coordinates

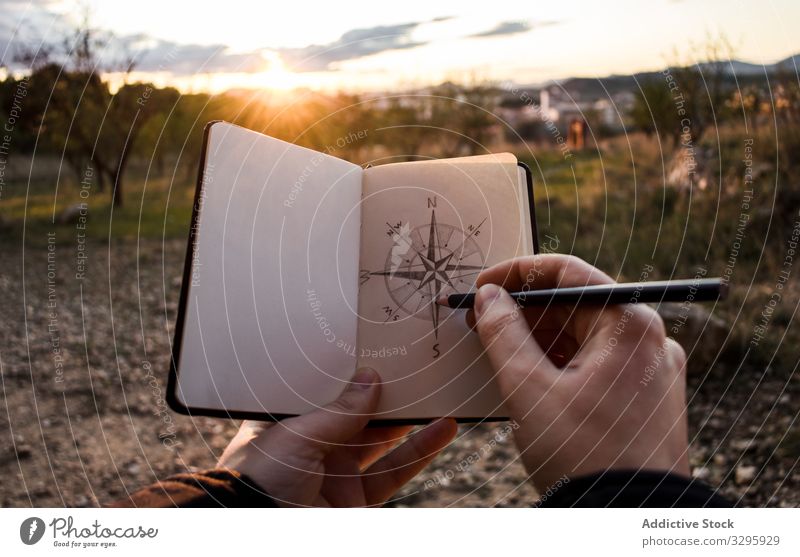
[474,283,556,392]
[288,368,381,453]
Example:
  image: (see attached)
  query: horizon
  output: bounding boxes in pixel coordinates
[2,0,799,94]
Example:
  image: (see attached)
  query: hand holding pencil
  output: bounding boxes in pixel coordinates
[464,254,693,490]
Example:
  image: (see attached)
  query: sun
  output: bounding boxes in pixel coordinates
[252,53,298,91]
[193,53,305,94]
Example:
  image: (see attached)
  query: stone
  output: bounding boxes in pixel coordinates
[692,466,711,480]
[57,203,86,225]
[657,303,727,370]
[731,438,758,453]
[735,465,757,485]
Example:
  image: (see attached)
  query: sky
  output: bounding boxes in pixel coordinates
[1,0,799,93]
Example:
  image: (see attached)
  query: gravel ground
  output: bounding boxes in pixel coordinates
[0,239,797,507]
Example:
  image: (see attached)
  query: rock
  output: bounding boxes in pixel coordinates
[2,238,793,508]
[666,148,699,191]
[731,438,758,453]
[692,466,711,480]
[735,465,757,485]
[657,303,727,368]
[57,203,86,225]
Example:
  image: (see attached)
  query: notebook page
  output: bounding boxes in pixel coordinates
[357,154,530,419]
[174,122,363,415]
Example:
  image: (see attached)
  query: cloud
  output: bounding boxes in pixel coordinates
[3,8,537,77]
[0,2,74,67]
[128,19,439,75]
[121,36,269,74]
[276,21,430,72]
[469,20,557,38]
[2,8,438,75]
[2,21,271,75]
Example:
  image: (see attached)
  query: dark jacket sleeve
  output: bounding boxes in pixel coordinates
[109,469,278,508]
[112,468,732,508]
[537,469,733,508]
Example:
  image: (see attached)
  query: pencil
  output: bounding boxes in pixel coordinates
[436,278,727,309]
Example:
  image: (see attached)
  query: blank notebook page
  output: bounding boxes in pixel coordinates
[174,122,363,415]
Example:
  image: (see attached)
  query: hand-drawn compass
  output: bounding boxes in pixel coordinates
[359,196,487,358]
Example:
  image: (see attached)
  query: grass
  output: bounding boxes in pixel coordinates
[520,130,797,375]
[2,158,197,245]
[3,131,797,374]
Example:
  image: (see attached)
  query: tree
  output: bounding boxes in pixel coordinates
[16,14,161,207]
[101,83,168,207]
[378,97,427,160]
[427,81,500,157]
[25,62,113,189]
[665,35,735,144]
[630,35,735,147]
[630,77,677,142]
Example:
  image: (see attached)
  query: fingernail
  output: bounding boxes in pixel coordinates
[465,310,477,332]
[349,367,378,391]
[474,284,503,317]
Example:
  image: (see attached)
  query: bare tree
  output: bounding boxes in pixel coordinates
[18,9,159,207]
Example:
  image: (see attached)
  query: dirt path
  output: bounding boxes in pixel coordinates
[0,239,796,507]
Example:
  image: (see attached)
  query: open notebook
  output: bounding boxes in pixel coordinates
[168,121,538,423]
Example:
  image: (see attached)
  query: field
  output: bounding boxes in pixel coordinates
[1,132,798,507]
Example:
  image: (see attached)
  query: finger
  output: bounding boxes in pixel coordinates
[361,419,458,506]
[348,426,415,469]
[478,254,617,344]
[468,295,578,335]
[319,451,366,507]
[285,368,381,454]
[474,253,583,332]
[664,337,687,378]
[466,309,476,330]
[217,420,273,462]
[473,283,558,394]
[477,253,615,291]
[238,420,274,435]
[531,328,580,367]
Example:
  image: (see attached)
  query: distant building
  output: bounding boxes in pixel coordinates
[496,82,636,140]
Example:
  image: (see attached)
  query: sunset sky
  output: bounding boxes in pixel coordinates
[2,0,798,92]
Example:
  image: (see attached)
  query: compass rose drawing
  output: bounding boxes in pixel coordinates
[359,196,487,358]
